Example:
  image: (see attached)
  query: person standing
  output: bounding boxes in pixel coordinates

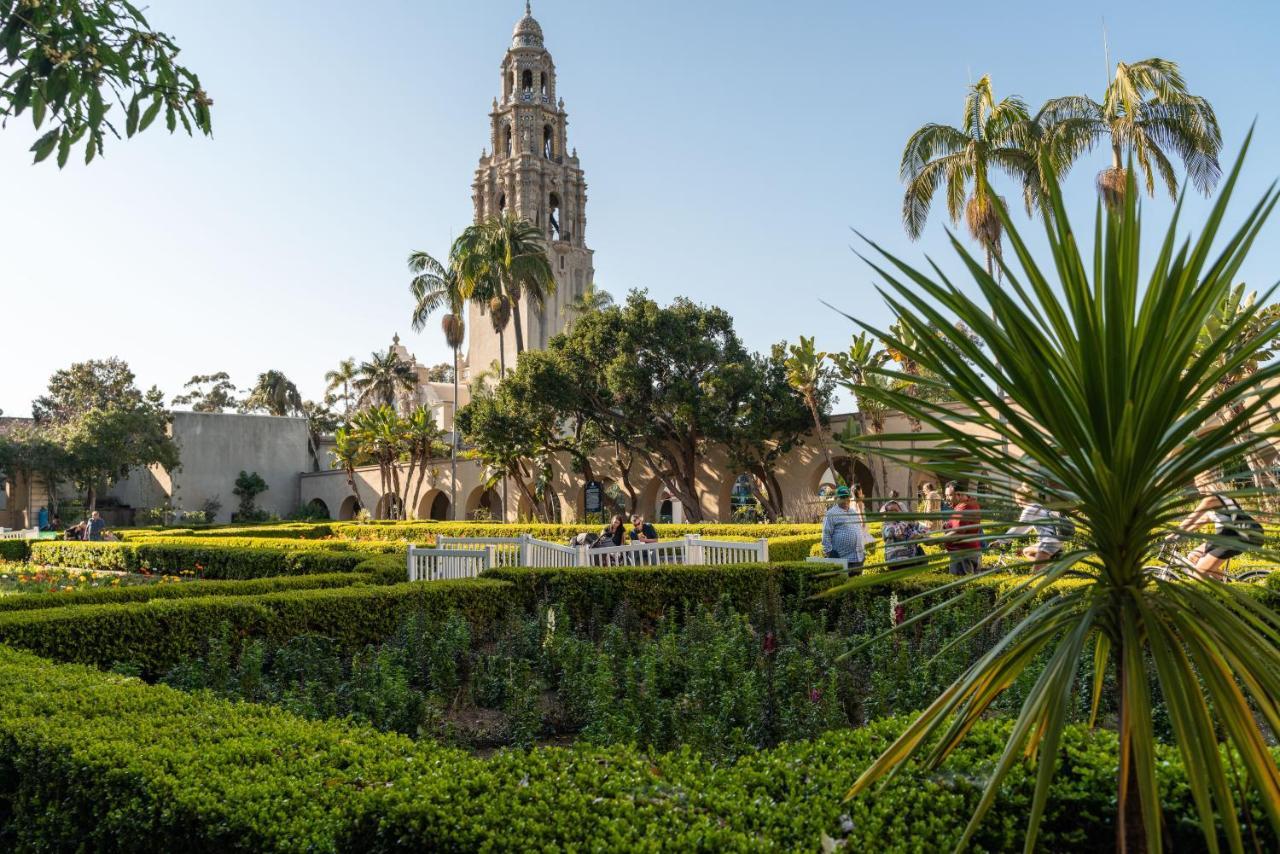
[822,486,867,569]
[941,481,982,575]
[919,482,942,531]
[84,511,106,542]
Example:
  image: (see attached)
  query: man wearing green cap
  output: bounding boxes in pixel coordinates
[821,485,866,568]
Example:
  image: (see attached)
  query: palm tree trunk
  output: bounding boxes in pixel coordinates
[1116,645,1148,854]
[451,344,459,522]
[510,298,526,355]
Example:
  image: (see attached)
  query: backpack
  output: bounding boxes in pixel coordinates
[1053,512,1076,541]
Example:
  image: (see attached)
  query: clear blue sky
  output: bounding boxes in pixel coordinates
[2,1,1278,417]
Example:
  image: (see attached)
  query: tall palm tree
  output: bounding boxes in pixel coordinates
[1037,58,1221,208]
[837,144,1280,853]
[900,75,1039,276]
[408,249,469,521]
[560,282,613,328]
[324,358,358,416]
[783,336,838,488]
[353,349,416,411]
[241,370,303,416]
[452,212,556,359]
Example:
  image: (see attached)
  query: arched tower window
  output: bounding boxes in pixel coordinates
[503,125,512,157]
[521,69,533,91]
[539,72,547,97]
[548,193,561,240]
[497,192,506,213]
[543,125,554,159]
[504,69,513,99]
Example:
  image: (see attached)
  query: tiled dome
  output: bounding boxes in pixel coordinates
[511,2,543,48]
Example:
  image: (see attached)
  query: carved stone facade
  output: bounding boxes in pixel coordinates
[464,3,595,378]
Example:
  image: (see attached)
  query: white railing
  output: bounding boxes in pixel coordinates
[407,546,491,581]
[0,527,38,540]
[407,533,769,580]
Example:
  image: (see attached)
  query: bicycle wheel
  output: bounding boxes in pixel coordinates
[1230,568,1273,583]
[1143,564,1179,582]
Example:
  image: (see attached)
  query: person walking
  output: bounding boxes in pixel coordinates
[1168,470,1262,580]
[822,485,867,570]
[941,481,982,575]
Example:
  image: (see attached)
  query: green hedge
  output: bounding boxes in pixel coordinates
[767,533,822,562]
[27,540,381,579]
[0,540,29,562]
[0,579,516,674]
[0,572,372,613]
[0,645,1266,851]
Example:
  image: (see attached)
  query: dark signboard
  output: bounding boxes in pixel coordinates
[584,480,603,515]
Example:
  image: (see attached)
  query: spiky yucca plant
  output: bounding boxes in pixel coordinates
[834,138,1280,853]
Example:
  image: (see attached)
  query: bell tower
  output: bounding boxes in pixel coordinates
[465,2,595,377]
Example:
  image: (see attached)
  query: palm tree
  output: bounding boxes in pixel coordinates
[241,370,303,416]
[836,144,1280,853]
[1037,58,1221,208]
[900,75,1039,276]
[408,249,469,521]
[783,336,838,489]
[353,348,416,411]
[452,212,556,359]
[324,358,358,416]
[560,282,613,328]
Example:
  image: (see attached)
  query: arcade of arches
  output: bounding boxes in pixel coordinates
[302,412,940,523]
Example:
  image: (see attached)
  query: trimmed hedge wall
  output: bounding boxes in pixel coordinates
[0,579,516,674]
[27,540,381,579]
[0,540,29,562]
[0,572,373,614]
[0,645,1267,852]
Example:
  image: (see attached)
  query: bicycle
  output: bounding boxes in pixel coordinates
[1142,542,1273,584]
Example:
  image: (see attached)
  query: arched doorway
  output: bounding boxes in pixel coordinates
[465,486,502,521]
[374,494,404,520]
[338,496,361,521]
[306,498,331,520]
[416,489,451,521]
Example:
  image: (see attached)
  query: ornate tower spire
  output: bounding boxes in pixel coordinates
[465,4,595,375]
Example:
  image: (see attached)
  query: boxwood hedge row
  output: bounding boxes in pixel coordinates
[27,540,383,579]
[0,571,374,614]
[0,578,515,674]
[0,645,1268,852]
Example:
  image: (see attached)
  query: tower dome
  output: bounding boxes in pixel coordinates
[511,2,543,48]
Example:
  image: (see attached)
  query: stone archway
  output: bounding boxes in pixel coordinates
[416,489,451,521]
[307,498,331,520]
[465,486,502,521]
[338,496,361,521]
[374,493,404,520]
[809,456,876,502]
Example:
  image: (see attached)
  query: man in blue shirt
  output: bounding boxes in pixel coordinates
[821,486,866,568]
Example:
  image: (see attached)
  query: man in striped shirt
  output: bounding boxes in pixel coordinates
[822,485,866,568]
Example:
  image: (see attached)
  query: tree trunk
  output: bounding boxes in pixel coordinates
[1116,644,1149,854]
[451,344,459,521]
[614,443,639,513]
[809,402,838,489]
[510,297,526,355]
[86,484,97,513]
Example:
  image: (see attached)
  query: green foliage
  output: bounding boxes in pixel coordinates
[842,144,1280,850]
[1,0,212,167]
[0,572,371,613]
[232,469,269,521]
[170,372,240,413]
[765,533,822,562]
[0,644,1265,851]
[0,579,516,674]
[239,370,303,417]
[0,540,30,562]
[27,539,381,578]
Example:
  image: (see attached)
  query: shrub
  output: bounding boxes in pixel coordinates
[0,540,30,563]
[767,533,822,562]
[0,572,372,613]
[0,580,517,674]
[27,540,385,579]
[0,645,1265,851]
